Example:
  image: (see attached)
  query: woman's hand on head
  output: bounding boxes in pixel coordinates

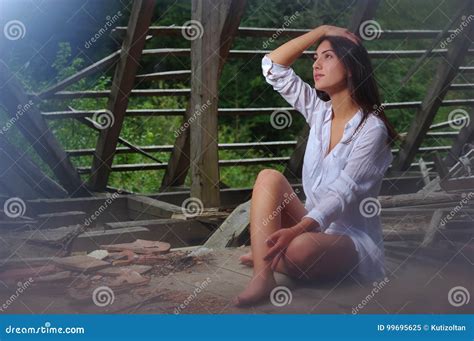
[318,25,361,45]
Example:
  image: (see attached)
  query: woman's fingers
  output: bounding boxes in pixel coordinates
[263,242,282,261]
[270,250,284,271]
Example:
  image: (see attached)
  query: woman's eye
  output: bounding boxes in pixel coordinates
[325,54,332,59]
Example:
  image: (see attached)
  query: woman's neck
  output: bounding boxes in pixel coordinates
[329,88,360,121]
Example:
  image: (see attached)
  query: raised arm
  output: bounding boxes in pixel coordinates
[268,25,360,66]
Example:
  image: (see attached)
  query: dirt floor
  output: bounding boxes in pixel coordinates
[0,240,472,314]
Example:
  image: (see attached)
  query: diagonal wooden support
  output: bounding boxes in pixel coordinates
[0,135,68,198]
[161,0,246,195]
[284,0,380,181]
[88,0,156,191]
[0,61,88,196]
[443,111,474,168]
[392,1,474,172]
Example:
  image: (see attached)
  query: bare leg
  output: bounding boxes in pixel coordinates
[234,169,306,306]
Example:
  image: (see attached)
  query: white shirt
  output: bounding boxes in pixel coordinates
[261,55,393,282]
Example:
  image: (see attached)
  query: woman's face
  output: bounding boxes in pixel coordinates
[312,40,348,93]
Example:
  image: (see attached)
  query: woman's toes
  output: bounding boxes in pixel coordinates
[239,252,253,267]
[234,276,276,307]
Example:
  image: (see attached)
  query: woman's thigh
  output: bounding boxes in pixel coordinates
[276,231,359,281]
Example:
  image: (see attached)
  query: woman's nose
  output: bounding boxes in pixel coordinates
[313,60,321,71]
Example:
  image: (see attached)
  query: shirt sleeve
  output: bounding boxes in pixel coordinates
[302,123,393,230]
[261,54,329,127]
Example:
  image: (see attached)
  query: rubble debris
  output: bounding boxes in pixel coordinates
[101,239,171,255]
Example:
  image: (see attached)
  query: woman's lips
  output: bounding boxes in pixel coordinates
[314,74,324,81]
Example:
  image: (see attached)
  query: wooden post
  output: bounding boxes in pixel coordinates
[163,0,246,202]
[392,1,474,171]
[88,0,156,191]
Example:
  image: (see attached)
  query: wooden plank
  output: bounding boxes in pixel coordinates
[135,70,191,82]
[126,196,182,218]
[392,3,474,171]
[89,0,156,191]
[0,61,88,196]
[37,50,120,99]
[204,200,251,249]
[41,89,189,99]
[113,26,470,40]
[182,0,247,205]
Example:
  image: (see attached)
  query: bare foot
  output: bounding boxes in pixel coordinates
[239,251,253,267]
[233,274,277,307]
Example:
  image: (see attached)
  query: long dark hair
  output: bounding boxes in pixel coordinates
[314,35,399,146]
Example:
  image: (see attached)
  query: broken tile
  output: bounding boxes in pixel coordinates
[54,255,110,273]
[98,265,152,277]
[101,239,171,255]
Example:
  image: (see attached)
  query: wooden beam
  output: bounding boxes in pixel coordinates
[88,0,156,191]
[0,135,68,198]
[0,61,88,196]
[348,0,381,34]
[392,4,474,171]
[443,111,474,167]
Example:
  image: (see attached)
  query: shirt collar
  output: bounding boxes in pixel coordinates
[324,106,364,128]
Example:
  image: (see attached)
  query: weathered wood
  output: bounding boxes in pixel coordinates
[204,200,251,249]
[40,89,189,99]
[126,196,182,219]
[392,4,474,171]
[0,135,68,198]
[0,61,88,196]
[400,0,471,85]
[36,50,120,99]
[135,70,191,82]
[348,0,381,34]
[188,0,246,207]
[113,26,469,40]
[41,99,474,120]
[139,47,474,59]
[89,0,156,191]
[443,112,474,168]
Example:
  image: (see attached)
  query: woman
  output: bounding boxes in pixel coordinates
[234,25,398,307]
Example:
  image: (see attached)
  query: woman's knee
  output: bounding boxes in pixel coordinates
[255,169,285,187]
[283,233,321,277]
